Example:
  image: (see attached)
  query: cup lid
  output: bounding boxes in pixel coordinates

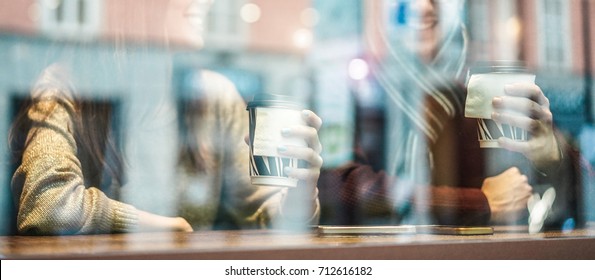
[247,93,305,109]
[468,61,529,75]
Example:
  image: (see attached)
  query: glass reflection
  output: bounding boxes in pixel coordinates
[317,0,592,232]
[2,0,321,236]
[0,0,592,255]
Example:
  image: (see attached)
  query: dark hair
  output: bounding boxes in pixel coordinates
[9,67,124,192]
[75,99,124,189]
[176,96,208,173]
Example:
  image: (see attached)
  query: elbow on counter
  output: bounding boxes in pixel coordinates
[15,184,137,236]
[16,200,87,236]
[14,184,100,236]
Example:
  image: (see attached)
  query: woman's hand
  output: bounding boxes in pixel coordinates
[137,210,193,232]
[277,110,323,188]
[491,83,561,171]
[276,110,323,219]
[481,167,533,224]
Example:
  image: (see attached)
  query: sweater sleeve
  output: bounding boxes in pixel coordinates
[12,92,138,235]
[318,162,491,226]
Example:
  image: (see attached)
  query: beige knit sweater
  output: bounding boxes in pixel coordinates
[11,65,319,235]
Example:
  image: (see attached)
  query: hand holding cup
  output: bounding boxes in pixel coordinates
[277,109,323,221]
[465,61,534,148]
[481,167,533,224]
[246,93,323,222]
[246,94,322,196]
[277,110,323,188]
[491,83,561,170]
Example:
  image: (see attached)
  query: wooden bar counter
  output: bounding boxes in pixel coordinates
[1,225,594,260]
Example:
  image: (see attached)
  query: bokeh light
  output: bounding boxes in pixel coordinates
[293,28,313,49]
[348,58,369,81]
[240,3,261,23]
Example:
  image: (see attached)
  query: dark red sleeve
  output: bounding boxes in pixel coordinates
[318,162,491,226]
[429,186,491,225]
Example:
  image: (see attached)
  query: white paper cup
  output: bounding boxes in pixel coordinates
[465,61,535,148]
[476,118,528,148]
[247,94,306,187]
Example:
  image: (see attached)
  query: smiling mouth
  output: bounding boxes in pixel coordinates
[408,16,438,30]
[184,11,206,20]
[184,13,206,30]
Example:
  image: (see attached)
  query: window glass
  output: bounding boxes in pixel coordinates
[0,0,593,254]
[38,0,102,40]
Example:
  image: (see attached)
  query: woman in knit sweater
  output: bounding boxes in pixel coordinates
[8,0,323,235]
[10,64,193,234]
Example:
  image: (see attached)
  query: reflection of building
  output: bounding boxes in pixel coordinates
[310,0,365,168]
[466,0,594,74]
[1,0,594,232]
[466,0,594,137]
[0,0,314,97]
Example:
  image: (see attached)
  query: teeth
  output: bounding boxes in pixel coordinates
[408,18,437,30]
[185,15,205,32]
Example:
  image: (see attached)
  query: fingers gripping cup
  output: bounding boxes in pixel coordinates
[464,61,535,148]
[247,94,307,187]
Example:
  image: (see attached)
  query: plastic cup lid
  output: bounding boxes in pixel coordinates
[468,60,529,75]
[247,93,305,109]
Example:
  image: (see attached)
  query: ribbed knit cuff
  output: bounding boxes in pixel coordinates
[107,200,139,233]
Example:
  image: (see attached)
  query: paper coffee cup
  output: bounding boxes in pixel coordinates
[247,94,307,187]
[464,61,535,148]
[476,118,528,148]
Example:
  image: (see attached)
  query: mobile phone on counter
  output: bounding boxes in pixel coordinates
[415,225,493,235]
[316,225,416,235]
[316,225,493,236]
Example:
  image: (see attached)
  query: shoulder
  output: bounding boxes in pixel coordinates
[200,70,235,89]
[198,70,243,103]
[26,64,78,121]
[32,64,76,102]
